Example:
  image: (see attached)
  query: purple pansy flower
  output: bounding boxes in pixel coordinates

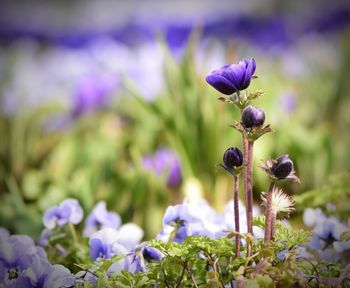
[43,198,83,230]
[303,208,350,261]
[107,245,163,277]
[83,201,122,237]
[38,229,52,247]
[143,148,182,188]
[0,235,47,287]
[206,58,256,95]
[157,203,206,243]
[115,223,144,251]
[89,228,128,261]
[15,256,75,288]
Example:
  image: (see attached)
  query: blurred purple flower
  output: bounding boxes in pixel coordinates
[15,256,75,288]
[142,246,163,262]
[89,228,128,261]
[157,203,206,243]
[115,224,144,251]
[83,201,122,237]
[107,245,163,276]
[0,235,47,287]
[143,148,182,188]
[43,198,83,230]
[38,229,52,247]
[0,227,10,238]
[303,208,350,261]
[279,92,296,113]
[206,58,256,95]
[71,75,117,118]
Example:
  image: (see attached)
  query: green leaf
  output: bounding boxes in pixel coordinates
[340,231,350,241]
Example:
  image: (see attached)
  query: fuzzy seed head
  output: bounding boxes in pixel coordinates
[261,187,295,217]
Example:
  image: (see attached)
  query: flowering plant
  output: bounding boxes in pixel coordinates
[1,57,350,288]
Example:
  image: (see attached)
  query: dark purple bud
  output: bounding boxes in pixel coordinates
[206,58,256,95]
[241,105,265,128]
[271,155,293,179]
[223,147,243,168]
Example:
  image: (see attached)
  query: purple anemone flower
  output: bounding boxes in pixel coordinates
[0,234,47,287]
[43,198,83,230]
[143,148,182,188]
[15,256,75,288]
[206,58,256,95]
[83,201,122,237]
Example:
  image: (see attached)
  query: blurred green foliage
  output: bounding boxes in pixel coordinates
[0,31,350,239]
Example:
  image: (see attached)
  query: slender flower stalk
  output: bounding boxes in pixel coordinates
[246,140,254,236]
[264,182,275,244]
[262,185,295,243]
[221,146,243,257]
[233,175,240,257]
[242,135,249,233]
[69,223,79,245]
[270,211,277,241]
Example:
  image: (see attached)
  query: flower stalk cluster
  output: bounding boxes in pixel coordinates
[206,58,299,255]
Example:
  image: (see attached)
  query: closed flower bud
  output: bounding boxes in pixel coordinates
[223,147,243,168]
[241,105,265,128]
[271,155,293,179]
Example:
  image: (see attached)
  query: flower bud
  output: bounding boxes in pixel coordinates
[223,147,243,168]
[271,155,293,179]
[241,105,265,128]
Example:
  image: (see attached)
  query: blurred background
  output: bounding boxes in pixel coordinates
[0,0,350,239]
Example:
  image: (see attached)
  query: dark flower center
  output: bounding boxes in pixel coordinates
[320,232,338,250]
[8,268,19,280]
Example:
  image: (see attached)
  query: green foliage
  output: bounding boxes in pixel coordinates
[294,173,350,219]
[73,230,350,287]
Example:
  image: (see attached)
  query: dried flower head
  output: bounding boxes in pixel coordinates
[261,187,295,217]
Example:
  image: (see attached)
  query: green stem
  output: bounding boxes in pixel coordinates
[264,182,275,244]
[185,265,199,288]
[68,223,78,245]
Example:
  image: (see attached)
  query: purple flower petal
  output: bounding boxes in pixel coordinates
[241,58,256,89]
[206,58,257,94]
[223,64,245,88]
[83,201,121,237]
[43,198,83,229]
[205,73,237,95]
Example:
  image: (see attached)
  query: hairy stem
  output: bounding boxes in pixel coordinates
[242,136,248,228]
[264,181,275,244]
[233,175,240,257]
[270,211,277,241]
[246,140,254,237]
